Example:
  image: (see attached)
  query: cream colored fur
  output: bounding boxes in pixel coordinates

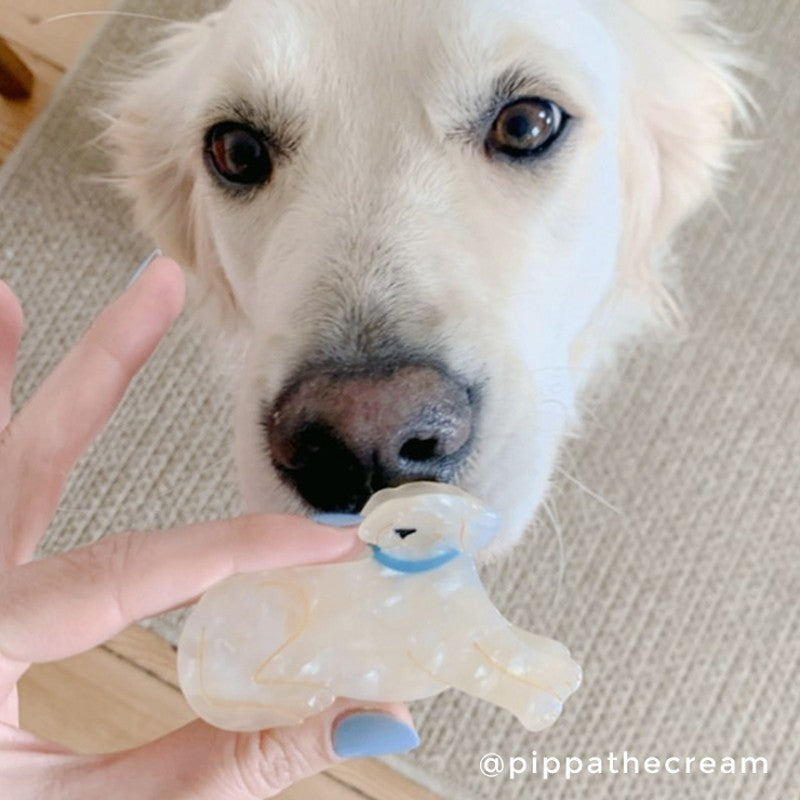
[107,0,746,552]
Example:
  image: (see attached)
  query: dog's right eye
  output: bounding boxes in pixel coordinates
[486,98,568,161]
[204,122,273,188]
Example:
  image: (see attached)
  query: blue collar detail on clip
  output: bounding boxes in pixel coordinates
[370,544,460,573]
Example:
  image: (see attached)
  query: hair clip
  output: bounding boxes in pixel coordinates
[178,482,581,732]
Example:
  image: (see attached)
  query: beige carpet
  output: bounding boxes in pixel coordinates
[1,2,798,798]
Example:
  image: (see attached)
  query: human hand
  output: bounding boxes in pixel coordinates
[0,257,418,799]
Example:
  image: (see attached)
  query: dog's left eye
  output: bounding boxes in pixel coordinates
[204,122,273,188]
[486,98,568,159]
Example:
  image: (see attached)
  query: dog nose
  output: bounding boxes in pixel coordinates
[265,364,477,512]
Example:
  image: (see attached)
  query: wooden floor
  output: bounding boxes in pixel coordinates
[0,5,439,799]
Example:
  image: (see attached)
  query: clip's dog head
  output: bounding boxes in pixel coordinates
[359,482,502,561]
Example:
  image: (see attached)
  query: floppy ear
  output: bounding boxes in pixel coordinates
[617,2,751,324]
[570,3,750,384]
[104,13,241,331]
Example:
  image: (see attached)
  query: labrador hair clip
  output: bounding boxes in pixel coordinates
[178,482,581,732]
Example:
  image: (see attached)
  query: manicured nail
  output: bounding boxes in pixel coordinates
[333,712,420,758]
[127,249,163,288]
[312,512,364,528]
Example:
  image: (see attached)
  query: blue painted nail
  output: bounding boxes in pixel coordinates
[311,512,364,528]
[127,249,163,288]
[333,712,420,758]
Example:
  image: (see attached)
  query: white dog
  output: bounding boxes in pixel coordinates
[108,0,745,552]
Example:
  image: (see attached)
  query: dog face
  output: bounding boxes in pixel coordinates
[110,0,741,551]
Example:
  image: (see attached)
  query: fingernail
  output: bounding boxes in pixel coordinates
[311,512,364,528]
[333,712,420,758]
[127,249,163,288]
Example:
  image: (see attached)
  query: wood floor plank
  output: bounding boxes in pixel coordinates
[331,759,445,800]
[103,624,182,690]
[0,0,111,69]
[0,0,110,164]
[18,645,195,755]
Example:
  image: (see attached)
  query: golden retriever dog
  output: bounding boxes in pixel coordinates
[108,0,745,553]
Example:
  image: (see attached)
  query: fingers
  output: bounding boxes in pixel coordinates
[0,515,362,672]
[0,257,185,566]
[0,280,24,429]
[82,700,417,799]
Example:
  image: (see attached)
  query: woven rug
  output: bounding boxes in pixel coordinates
[1,2,798,798]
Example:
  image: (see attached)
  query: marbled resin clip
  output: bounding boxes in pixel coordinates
[178,482,581,732]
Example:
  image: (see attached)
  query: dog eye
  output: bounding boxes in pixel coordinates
[204,122,273,187]
[486,98,567,159]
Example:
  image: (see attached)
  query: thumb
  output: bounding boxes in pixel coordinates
[82,700,419,799]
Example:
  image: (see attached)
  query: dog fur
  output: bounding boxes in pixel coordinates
[107,0,746,553]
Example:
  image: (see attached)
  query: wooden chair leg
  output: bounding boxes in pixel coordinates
[0,36,34,100]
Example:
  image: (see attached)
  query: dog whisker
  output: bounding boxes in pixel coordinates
[553,465,622,517]
[41,11,180,26]
[542,497,565,607]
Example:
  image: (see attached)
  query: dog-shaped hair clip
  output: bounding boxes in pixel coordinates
[178,482,582,732]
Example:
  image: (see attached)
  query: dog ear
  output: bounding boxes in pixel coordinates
[105,13,241,331]
[570,4,751,384]
[617,3,751,324]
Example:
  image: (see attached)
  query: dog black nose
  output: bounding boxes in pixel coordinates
[265,363,477,512]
